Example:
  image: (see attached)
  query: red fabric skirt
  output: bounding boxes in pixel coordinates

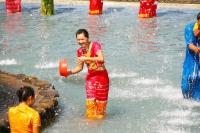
[86,70,109,101]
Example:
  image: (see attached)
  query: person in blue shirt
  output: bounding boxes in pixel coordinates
[181,12,200,100]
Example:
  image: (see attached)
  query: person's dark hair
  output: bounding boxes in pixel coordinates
[197,12,200,20]
[76,29,89,38]
[16,86,35,102]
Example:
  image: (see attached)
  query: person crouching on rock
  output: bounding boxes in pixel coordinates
[8,86,41,133]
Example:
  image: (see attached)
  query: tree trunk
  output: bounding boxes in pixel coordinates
[41,0,54,16]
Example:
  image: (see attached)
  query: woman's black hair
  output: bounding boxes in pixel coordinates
[16,86,35,102]
[76,29,89,38]
[197,12,200,20]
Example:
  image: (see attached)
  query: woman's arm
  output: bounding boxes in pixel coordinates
[188,43,200,54]
[33,126,40,133]
[32,112,41,133]
[67,59,84,76]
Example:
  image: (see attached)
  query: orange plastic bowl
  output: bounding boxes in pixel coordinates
[59,59,68,77]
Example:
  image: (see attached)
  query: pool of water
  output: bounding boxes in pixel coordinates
[1,2,200,133]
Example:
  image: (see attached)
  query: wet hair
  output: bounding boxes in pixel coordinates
[16,86,35,102]
[197,12,200,20]
[76,29,89,38]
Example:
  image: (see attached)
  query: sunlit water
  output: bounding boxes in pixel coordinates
[1,2,200,133]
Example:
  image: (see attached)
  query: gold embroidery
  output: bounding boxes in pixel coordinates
[83,42,105,71]
[89,10,102,15]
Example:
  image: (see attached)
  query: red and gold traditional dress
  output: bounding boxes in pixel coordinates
[77,41,109,119]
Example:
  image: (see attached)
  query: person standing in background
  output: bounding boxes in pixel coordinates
[181,12,200,100]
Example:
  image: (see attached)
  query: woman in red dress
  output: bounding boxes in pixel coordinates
[68,29,109,119]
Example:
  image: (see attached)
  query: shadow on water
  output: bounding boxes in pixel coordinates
[55,7,76,14]
[157,10,186,17]
[22,4,40,12]
[23,4,76,15]
[1,3,76,15]
[0,3,39,14]
[104,7,125,14]
[22,6,76,14]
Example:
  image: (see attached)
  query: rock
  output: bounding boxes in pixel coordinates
[0,70,59,132]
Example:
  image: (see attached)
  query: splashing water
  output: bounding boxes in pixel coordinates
[0,59,18,66]
[1,2,200,133]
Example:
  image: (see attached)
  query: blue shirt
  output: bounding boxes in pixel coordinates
[181,22,200,100]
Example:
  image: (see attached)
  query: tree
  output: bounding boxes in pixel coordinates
[41,0,54,16]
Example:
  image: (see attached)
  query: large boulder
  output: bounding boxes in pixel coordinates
[0,70,59,132]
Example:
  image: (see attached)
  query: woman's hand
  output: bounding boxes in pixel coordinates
[194,47,200,54]
[78,56,87,62]
[197,47,200,54]
[189,44,200,54]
